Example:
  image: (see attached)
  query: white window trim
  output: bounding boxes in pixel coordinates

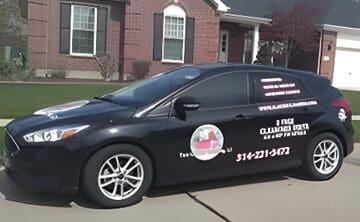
[70,5,98,57]
[161,5,186,64]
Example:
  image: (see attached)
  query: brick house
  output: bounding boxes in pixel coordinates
[28,0,360,90]
[28,0,263,79]
[28,0,126,79]
[123,0,269,77]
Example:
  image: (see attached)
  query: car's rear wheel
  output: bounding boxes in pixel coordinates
[80,144,153,208]
[303,133,344,180]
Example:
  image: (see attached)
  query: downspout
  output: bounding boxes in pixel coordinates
[317,29,324,75]
[46,1,50,76]
[118,3,126,81]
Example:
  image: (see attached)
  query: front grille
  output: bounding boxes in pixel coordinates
[4,129,20,154]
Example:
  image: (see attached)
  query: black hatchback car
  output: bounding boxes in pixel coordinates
[3,64,354,208]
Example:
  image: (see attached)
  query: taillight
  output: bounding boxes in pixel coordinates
[332,97,352,122]
[332,97,352,114]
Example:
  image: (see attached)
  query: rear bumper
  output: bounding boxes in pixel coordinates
[344,119,355,157]
[345,131,355,157]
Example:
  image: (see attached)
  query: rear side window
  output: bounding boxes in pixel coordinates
[181,72,249,108]
[252,73,309,103]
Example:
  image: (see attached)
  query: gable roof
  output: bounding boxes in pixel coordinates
[221,0,275,18]
[219,0,360,29]
[321,0,360,29]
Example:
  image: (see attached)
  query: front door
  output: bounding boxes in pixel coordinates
[156,71,253,185]
[219,30,229,63]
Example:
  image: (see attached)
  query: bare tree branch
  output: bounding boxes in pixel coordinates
[268,0,326,68]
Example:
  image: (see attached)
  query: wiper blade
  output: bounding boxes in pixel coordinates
[93,96,114,103]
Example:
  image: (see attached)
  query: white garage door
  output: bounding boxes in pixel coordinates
[333,32,360,90]
[333,49,360,89]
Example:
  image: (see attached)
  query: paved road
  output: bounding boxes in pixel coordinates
[0,144,359,222]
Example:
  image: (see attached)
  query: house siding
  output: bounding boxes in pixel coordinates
[28,0,126,79]
[124,0,220,77]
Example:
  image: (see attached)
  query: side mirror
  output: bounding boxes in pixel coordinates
[174,96,200,121]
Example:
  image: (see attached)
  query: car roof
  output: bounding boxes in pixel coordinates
[189,63,331,96]
[193,63,311,75]
[189,63,327,81]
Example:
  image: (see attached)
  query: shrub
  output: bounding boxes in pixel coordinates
[0,60,32,81]
[132,60,150,80]
[0,60,12,80]
[48,60,68,79]
[94,54,117,81]
[50,69,67,79]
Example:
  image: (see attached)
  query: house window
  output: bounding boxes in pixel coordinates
[162,5,186,63]
[70,5,97,56]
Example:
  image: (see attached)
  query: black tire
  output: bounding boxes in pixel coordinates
[302,133,344,180]
[80,144,153,208]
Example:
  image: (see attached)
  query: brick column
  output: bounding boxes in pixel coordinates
[319,30,337,80]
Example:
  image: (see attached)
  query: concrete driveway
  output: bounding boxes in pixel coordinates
[0,144,359,222]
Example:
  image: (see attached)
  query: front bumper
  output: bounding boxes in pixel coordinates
[3,131,84,194]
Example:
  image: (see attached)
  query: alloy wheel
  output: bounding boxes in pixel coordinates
[97,154,144,201]
[313,140,340,175]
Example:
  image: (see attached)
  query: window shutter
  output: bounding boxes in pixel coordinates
[96,7,108,55]
[184,17,195,64]
[60,3,71,54]
[153,13,163,61]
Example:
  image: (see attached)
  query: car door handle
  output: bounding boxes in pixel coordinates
[234,115,252,120]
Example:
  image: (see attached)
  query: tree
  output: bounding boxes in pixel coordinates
[94,54,117,82]
[269,0,325,68]
[0,0,27,48]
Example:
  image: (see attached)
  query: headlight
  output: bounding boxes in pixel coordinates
[23,125,89,143]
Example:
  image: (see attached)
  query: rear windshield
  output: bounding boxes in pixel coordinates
[106,67,202,107]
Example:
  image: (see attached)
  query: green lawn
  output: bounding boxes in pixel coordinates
[342,91,360,115]
[0,84,126,118]
[354,121,360,144]
[0,127,4,164]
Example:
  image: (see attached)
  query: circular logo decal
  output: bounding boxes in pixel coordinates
[190,124,224,161]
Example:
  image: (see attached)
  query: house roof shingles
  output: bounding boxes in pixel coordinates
[221,0,360,29]
[322,0,360,29]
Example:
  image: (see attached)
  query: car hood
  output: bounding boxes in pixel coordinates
[6,99,136,137]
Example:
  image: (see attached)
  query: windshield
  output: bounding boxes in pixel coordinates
[105,67,202,107]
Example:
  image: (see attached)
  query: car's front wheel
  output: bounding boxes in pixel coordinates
[303,133,344,180]
[80,144,153,208]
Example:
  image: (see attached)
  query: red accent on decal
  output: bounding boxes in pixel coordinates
[195,131,219,150]
[208,131,216,140]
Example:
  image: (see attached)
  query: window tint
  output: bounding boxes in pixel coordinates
[253,73,309,103]
[182,72,249,108]
[148,101,171,116]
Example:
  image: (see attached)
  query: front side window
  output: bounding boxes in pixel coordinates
[181,72,249,108]
[163,5,186,62]
[71,5,97,55]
